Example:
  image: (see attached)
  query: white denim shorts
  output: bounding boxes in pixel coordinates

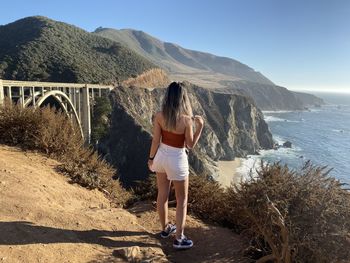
[151,143,189,181]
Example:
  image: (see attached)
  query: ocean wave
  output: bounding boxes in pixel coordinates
[236,157,260,180]
[272,135,286,145]
[236,143,303,179]
[262,110,295,114]
[264,115,301,123]
[331,129,349,134]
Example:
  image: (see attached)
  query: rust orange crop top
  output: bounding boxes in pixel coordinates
[161,129,185,148]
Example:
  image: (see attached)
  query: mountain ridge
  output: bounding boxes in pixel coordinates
[0,16,156,83]
[94,27,275,86]
[94,27,324,110]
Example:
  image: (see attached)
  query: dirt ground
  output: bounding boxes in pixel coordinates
[0,145,248,262]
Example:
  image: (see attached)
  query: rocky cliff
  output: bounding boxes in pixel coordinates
[218,81,325,110]
[99,83,273,187]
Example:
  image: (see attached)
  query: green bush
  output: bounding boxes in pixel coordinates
[91,96,112,145]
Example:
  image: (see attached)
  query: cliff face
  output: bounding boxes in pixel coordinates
[218,81,325,110]
[99,84,273,187]
[293,91,324,107]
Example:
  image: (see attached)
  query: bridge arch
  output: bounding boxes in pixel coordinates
[1,80,114,143]
[36,90,84,139]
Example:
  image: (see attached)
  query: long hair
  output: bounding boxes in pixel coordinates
[162,82,193,131]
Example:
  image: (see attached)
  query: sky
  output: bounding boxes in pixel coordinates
[0,0,349,92]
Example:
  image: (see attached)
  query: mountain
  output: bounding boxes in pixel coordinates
[217,81,325,110]
[98,82,273,187]
[94,28,324,110]
[94,27,274,86]
[0,16,156,83]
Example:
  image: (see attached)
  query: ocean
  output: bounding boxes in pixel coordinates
[237,92,350,184]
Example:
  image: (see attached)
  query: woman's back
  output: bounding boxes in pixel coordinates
[157,112,188,134]
[148,82,204,250]
[157,112,189,148]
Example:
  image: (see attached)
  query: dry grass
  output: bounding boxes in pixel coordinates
[0,100,131,207]
[122,68,170,88]
[136,162,350,262]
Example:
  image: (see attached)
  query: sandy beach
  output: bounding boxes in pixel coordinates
[217,158,243,188]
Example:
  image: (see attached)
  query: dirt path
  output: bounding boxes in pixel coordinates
[0,145,248,262]
[130,202,248,263]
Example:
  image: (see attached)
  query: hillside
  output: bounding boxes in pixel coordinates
[0,16,156,84]
[0,145,248,262]
[0,16,324,110]
[95,28,324,110]
[217,81,325,110]
[94,28,274,86]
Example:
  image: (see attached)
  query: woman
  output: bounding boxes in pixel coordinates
[148,82,204,249]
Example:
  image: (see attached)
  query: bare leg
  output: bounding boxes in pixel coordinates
[173,176,189,239]
[156,172,171,230]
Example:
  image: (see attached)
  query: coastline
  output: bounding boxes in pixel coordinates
[216,159,243,188]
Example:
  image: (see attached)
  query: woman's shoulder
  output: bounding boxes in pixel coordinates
[181,114,193,126]
[154,111,163,120]
[154,111,164,125]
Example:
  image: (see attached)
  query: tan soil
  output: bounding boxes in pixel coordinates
[217,159,243,188]
[0,145,248,262]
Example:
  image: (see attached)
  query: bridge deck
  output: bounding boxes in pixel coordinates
[1,80,114,89]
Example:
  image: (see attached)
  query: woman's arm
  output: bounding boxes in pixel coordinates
[148,112,162,169]
[185,115,204,149]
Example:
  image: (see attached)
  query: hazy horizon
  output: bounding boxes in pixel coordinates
[289,87,350,94]
[0,0,349,92]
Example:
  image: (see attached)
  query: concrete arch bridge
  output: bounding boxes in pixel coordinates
[0,79,114,142]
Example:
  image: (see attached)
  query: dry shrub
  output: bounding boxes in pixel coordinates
[186,175,228,223]
[134,173,229,224]
[0,99,82,157]
[227,161,350,263]
[0,100,131,207]
[136,162,350,262]
[122,68,170,88]
[133,174,159,201]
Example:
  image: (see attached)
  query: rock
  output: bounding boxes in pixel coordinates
[114,246,141,261]
[99,84,274,187]
[283,141,292,148]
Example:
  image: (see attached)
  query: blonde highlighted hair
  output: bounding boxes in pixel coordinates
[162,82,193,131]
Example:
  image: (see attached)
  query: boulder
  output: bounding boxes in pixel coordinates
[114,246,141,262]
[283,141,292,148]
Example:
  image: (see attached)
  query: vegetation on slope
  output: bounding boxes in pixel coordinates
[122,68,170,88]
[136,163,350,263]
[94,28,274,86]
[0,16,156,83]
[0,100,130,206]
[91,96,112,146]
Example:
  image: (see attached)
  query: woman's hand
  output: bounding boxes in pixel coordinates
[194,115,204,129]
[148,159,154,171]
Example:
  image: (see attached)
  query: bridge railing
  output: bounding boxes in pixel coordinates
[0,79,114,143]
